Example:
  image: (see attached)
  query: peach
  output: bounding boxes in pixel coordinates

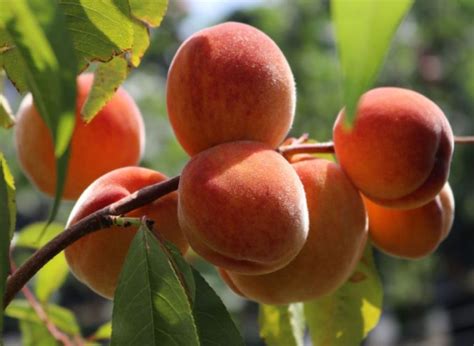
[178,141,309,275]
[15,73,145,200]
[65,166,188,299]
[166,22,295,156]
[333,87,454,209]
[364,183,454,259]
[220,158,368,304]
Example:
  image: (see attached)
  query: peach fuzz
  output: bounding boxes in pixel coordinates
[178,141,309,275]
[166,22,295,156]
[364,183,454,259]
[220,158,368,304]
[15,73,145,200]
[333,87,453,209]
[65,166,188,299]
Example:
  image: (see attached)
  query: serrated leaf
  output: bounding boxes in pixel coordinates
[2,0,77,225]
[6,299,80,336]
[0,8,29,93]
[81,55,129,122]
[59,0,133,69]
[130,18,150,67]
[3,0,77,156]
[0,94,15,128]
[332,0,413,124]
[192,268,244,346]
[165,242,196,303]
[166,241,243,345]
[259,304,305,346]
[111,225,199,346]
[0,152,15,333]
[90,321,112,341]
[129,0,168,67]
[304,244,383,346]
[129,0,168,27]
[19,319,58,346]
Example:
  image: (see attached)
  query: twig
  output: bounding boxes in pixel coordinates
[4,133,474,308]
[279,135,474,158]
[454,136,474,144]
[9,253,77,346]
[4,176,180,308]
[20,286,77,346]
[279,141,335,157]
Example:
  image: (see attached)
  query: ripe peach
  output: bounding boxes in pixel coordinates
[65,166,188,299]
[364,183,454,259]
[333,87,454,209]
[15,73,145,200]
[219,158,368,304]
[178,141,309,275]
[166,22,295,155]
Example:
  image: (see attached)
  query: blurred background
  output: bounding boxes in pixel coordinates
[1,0,474,345]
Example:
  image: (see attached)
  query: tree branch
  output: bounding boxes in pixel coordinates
[278,141,335,157]
[4,176,180,308]
[454,135,474,144]
[279,136,474,157]
[4,134,474,309]
[10,252,78,346]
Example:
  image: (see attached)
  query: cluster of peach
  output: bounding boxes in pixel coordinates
[14,22,455,305]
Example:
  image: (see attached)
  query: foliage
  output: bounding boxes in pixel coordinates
[1,1,472,345]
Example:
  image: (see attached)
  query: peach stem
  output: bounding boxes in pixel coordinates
[4,135,474,309]
[279,135,474,157]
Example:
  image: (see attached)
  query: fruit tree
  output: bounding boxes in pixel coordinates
[0,1,473,345]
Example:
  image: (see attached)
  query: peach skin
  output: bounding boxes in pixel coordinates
[178,141,309,275]
[333,87,454,209]
[15,73,145,200]
[220,158,368,304]
[65,166,188,299]
[167,22,295,155]
[364,183,455,259]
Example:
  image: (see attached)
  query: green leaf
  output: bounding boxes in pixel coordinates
[259,304,305,346]
[0,94,15,128]
[304,244,383,346]
[129,0,168,26]
[90,321,112,341]
[0,153,15,238]
[165,242,196,303]
[16,222,69,303]
[6,299,81,336]
[130,18,151,67]
[0,10,28,93]
[59,0,133,69]
[81,55,129,123]
[3,0,77,156]
[332,0,413,124]
[16,222,64,249]
[192,268,244,346]
[111,225,200,345]
[0,152,15,333]
[2,0,77,225]
[19,320,58,346]
[129,0,168,67]
[35,252,68,304]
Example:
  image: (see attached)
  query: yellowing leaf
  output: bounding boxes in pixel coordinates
[304,245,383,346]
[81,55,129,123]
[259,303,305,346]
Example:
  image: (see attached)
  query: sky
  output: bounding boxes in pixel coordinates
[179,0,269,36]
